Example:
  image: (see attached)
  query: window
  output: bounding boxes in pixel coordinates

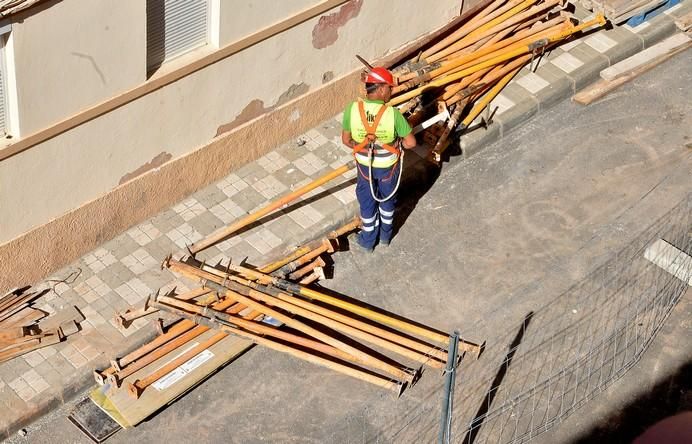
[0,20,15,139]
[147,0,209,74]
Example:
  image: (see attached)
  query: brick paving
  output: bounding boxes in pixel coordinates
[1,0,690,438]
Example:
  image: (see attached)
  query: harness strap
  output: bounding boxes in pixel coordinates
[353,101,399,156]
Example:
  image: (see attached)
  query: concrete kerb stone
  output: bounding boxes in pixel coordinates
[530,62,574,111]
[493,82,540,134]
[634,11,680,47]
[561,44,611,91]
[603,25,646,61]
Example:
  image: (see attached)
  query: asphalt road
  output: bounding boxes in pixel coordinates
[8,50,691,444]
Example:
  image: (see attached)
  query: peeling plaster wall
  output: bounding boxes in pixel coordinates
[0,0,465,291]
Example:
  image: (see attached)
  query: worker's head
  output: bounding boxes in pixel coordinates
[364,67,394,102]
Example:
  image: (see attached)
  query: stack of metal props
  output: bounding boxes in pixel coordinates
[384,0,606,163]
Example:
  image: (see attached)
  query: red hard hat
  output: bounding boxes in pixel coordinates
[364,67,395,86]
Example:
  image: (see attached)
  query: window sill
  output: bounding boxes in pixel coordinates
[147,44,217,81]
[0,135,15,149]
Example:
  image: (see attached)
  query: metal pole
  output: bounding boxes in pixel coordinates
[189,161,356,254]
[439,331,460,444]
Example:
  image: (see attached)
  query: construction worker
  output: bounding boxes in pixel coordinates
[341,67,416,252]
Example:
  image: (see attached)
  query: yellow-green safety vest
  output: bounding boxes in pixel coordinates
[350,100,399,168]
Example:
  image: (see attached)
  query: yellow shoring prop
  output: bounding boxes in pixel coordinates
[166,258,481,353]
[432,19,569,85]
[389,14,606,106]
[189,160,356,253]
[427,0,539,62]
[421,0,525,60]
[396,16,566,93]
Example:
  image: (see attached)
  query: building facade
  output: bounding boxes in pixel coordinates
[0,0,478,292]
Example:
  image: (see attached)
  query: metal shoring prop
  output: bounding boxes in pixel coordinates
[188,160,357,254]
[159,268,418,383]
[168,256,481,353]
[438,331,460,444]
[150,299,405,394]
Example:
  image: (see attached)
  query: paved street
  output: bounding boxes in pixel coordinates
[7,48,691,444]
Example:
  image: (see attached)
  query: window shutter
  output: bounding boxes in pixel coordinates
[0,41,6,136]
[147,0,209,71]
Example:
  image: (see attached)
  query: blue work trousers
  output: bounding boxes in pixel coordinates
[355,163,400,249]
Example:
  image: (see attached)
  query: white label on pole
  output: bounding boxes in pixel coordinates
[153,367,187,391]
[181,349,214,373]
[152,347,216,391]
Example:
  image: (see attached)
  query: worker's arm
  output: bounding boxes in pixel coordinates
[400,132,416,149]
[394,108,416,149]
[341,130,357,149]
[341,102,356,148]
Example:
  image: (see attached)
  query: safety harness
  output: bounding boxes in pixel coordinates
[352,101,401,159]
[352,101,404,203]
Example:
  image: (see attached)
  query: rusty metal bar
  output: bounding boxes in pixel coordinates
[149,300,403,393]
[189,161,356,253]
[160,265,416,383]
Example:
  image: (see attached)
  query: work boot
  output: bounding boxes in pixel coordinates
[348,233,374,253]
[379,239,391,247]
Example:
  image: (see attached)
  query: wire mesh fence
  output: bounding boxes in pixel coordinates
[452,192,691,444]
[361,192,691,444]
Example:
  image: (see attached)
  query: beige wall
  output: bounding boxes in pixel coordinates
[218,0,321,46]
[11,0,146,135]
[0,0,467,291]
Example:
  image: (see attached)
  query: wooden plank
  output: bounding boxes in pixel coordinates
[90,330,254,428]
[0,294,22,314]
[601,33,692,80]
[0,291,39,315]
[675,11,692,31]
[0,327,27,342]
[644,239,692,285]
[0,328,60,350]
[573,40,692,105]
[0,0,350,163]
[0,307,46,327]
[0,338,41,362]
[0,328,62,362]
[0,303,31,322]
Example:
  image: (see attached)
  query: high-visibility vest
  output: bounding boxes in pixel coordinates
[350,100,400,168]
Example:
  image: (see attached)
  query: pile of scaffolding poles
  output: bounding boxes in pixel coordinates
[97,217,482,398]
[148,255,482,395]
[384,0,606,163]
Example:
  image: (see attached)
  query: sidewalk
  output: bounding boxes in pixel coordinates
[1,1,690,439]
